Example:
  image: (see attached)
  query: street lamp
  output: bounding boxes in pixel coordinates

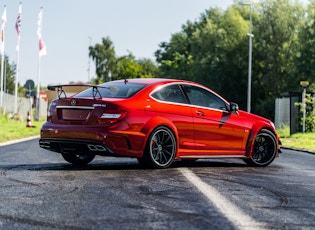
[240,2,253,113]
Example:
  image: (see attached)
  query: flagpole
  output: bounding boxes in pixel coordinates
[36,7,42,120]
[0,5,6,109]
[14,3,22,114]
[36,51,41,120]
[36,7,46,120]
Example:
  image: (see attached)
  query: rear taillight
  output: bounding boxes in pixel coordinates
[47,100,58,122]
[98,110,127,124]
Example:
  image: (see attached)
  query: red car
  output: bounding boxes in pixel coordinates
[39,78,281,168]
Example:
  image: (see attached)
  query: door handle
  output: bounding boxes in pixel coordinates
[196,110,205,116]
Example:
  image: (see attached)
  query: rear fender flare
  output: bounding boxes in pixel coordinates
[140,116,179,156]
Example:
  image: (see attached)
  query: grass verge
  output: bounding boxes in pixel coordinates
[0,115,44,143]
[277,125,315,152]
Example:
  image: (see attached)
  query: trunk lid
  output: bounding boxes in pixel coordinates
[49,98,124,125]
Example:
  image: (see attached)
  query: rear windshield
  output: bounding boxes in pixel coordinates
[74,82,148,98]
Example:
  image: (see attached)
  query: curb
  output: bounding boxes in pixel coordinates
[0,135,40,147]
[281,146,315,155]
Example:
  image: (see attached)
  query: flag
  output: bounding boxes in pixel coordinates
[15,4,21,36]
[1,6,6,43]
[37,7,47,56]
[15,3,22,51]
[39,38,47,56]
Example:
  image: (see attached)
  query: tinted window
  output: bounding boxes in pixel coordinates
[74,82,147,98]
[151,84,186,104]
[182,85,227,110]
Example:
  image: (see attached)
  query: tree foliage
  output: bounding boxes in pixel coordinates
[89,37,116,83]
[89,37,159,84]
[88,0,315,121]
[295,94,315,132]
[155,0,310,120]
[0,56,16,94]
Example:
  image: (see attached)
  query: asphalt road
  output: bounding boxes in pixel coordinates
[0,139,314,230]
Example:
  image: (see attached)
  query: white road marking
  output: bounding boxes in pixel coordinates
[178,168,268,230]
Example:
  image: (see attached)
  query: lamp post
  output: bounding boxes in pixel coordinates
[240,2,253,113]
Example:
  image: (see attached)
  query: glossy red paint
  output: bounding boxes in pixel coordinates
[40,78,281,168]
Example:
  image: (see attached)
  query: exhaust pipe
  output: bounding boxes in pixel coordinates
[87,144,107,152]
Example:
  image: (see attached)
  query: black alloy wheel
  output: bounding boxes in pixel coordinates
[142,126,177,169]
[245,129,277,167]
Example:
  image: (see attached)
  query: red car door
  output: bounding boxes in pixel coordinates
[181,84,249,156]
[150,84,195,153]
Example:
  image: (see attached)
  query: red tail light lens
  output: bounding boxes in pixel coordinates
[98,110,127,124]
[47,100,58,122]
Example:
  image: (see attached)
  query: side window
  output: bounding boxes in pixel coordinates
[182,85,227,110]
[151,84,186,104]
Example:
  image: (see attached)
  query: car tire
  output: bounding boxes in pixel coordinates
[142,126,176,169]
[245,129,277,167]
[61,153,95,165]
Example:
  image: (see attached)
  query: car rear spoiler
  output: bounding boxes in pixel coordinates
[47,84,117,100]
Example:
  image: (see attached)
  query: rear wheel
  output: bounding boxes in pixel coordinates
[245,129,277,167]
[61,153,95,165]
[141,126,176,169]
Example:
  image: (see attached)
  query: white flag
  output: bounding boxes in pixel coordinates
[1,6,6,43]
[15,3,22,51]
[37,7,47,56]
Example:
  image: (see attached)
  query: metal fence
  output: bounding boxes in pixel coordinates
[274,97,290,129]
[0,92,47,120]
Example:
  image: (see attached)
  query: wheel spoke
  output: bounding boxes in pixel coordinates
[250,131,277,166]
[147,127,176,168]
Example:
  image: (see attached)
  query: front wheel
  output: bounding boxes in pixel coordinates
[245,129,277,167]
[141,126,177,169]
[61,153,95,165]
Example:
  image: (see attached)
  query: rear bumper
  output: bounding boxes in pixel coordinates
[40,122,145,157]
[39,138,114,156]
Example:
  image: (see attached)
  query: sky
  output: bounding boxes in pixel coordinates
[2,0,308,87]
[2,0,235,87]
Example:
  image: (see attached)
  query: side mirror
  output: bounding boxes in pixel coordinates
[230,102,239,112]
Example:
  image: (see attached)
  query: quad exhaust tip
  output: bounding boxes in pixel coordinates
[87,144,107,152]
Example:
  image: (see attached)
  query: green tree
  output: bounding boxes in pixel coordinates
[89,37,159,83]
[253,0,304,116]
[295,93,315,132]
[137,58,160,78]
[155,26,194,80]
[116,53,142,80]
[191,6,250,106]
[89,37,116,83]
[155,6,250,108]
[155,0,308,119]
[0,56,16,94]
[296,0,315,88]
